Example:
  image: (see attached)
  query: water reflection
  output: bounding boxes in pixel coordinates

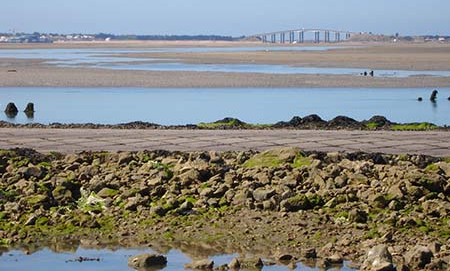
[0,241,357,271]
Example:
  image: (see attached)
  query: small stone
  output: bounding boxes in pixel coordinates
[184,259,214,270]
[417,97,423,101]
[128,253,167,270]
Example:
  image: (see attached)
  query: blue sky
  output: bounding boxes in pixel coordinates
[1,0,449,35]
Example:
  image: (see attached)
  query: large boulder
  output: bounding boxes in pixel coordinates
[404,245,433,269]
[361,244,395,271]
[128,253,167,270]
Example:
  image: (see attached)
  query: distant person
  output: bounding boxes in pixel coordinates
[369,70,374,77]
[430,89,438,102]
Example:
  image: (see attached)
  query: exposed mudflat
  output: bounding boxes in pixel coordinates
[1,42,449,88]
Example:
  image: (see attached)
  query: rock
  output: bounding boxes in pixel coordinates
[275,251,293,262]
[128,253,167,270]
[361,244,394,271]
[418,97,423,101]
[214,264,229,271]
[24,103,35,113]
[435,162,450,177]
[425,259,448,270]
[4,103,18,115]
[179,201,194,213]
[348,209,367,223]
[20,166,41,178]
[118,152,133,165]
[366,116,392,127]
[252,188,275,202]
[97,188,118,198]
[302,114,326,125]
[184,259,214,270]
[326,253,343,264]
[328,116,363,129]
[280,195,311,211]
[286,116,303,126]
[404,245,433,269]
[239,257,263,269]
[150,205,166,216]
[427,242,441,254]
[228,258,240,270]
[24,215,38,226]
[368,194,388,208]
[302,248,317,259]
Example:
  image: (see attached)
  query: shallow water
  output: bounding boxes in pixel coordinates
[0,248,357,271]
[0,46,343,62]
[1,47,449,77]
[98,62,450,78]
[0,87,449,125]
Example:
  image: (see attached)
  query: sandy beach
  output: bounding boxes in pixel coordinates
[0,41,449,88]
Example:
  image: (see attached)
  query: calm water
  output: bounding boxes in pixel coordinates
[0,46,344,62]
[0,87,449,125]
[1,48,449,77]
[0,248,356,271]
[98,62,450,77]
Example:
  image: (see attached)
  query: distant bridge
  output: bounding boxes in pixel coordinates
[248,28,361,43]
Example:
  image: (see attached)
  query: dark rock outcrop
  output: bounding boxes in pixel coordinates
[24,103,35,113]
[4,102,18,117]
[128,253,167,270]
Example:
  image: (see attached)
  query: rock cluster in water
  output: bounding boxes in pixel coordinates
[0,115,445,131]
[0,148,448,270]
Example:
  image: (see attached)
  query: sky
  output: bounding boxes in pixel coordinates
[1,0,449,36]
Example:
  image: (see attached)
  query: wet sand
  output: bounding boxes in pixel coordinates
[0,41,449,88]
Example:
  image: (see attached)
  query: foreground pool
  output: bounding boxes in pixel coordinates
[0,248,357,271]
[0,87,449,125]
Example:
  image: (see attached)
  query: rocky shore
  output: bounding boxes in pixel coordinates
[0,148,448,270]
[0,115,447,131]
